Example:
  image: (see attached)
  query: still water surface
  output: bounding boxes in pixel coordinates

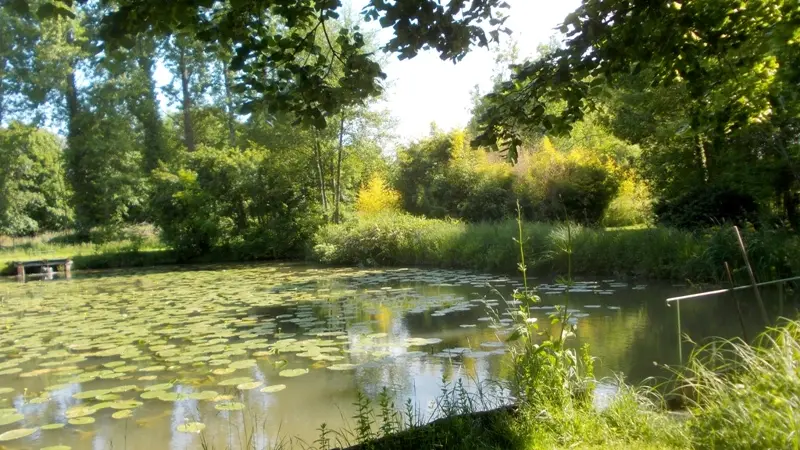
[0,263,794,449]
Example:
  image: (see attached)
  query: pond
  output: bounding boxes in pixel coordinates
[0,263,794,449]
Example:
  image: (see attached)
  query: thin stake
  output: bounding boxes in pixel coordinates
[733,226,769,326]
[676,299,683,364]
[724,261,749,342]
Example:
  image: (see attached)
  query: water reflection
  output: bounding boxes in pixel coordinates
[0,263,796,449]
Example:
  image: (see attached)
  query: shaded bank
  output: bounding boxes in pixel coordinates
[311,213,800,282]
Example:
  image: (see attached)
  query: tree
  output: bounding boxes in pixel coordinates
[13,0,509,129]
[474,0,800,227]
[0,123,72,235]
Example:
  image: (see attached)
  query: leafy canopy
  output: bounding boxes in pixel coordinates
[11,0,510,129]
[474,0,800,161]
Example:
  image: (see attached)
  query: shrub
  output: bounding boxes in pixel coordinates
[152,143,322,259]
[655,185,760,229]
[356,174,402,214]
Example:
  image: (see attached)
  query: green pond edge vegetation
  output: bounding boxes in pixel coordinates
[3,214,799,284]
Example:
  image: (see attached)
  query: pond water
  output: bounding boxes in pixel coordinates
[0,263,795,450]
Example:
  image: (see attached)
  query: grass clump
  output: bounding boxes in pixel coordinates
[681,320,800,449]
[311,212,799,281]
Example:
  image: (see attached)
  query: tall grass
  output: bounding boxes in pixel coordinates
[679,320,800,449]
[311,212,799,281]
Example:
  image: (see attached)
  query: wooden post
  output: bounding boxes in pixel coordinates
[65,259,72,279]
[15,263,24,282]
[733,226,770,326]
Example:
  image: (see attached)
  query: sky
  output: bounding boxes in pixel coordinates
[356,0,582,143]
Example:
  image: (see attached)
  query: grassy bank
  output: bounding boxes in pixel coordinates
[0,226,177,275]
[311,213,800,281]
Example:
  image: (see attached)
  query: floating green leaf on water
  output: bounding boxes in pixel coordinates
[228,359,256,370]
[211,368,236,375]
[188,391,219,401]
[218,377,254,386]
[65,406,95,419]
[259,384,286,393]
[111,410,133,419]
[279,368,309,377]
[214,402,245,411]
[0,428,37,441]
[139,365,165,372]
[327,364,357,371]
[0,413,24,426]
[41,423,66,430]
[0,388,13,395]
[236,381,263,390]
[109,400,142,410]
[143,383,173,392]
[176,422,206,433]
[41,446,72,450]
[138,375,158,381]
[68,417,95,425]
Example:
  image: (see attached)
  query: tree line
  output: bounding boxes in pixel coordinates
[1,0,797,261]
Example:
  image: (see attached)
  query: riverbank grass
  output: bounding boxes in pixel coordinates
[312,212,799,281]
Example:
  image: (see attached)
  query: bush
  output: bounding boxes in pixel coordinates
[152,144,322,259]
[655,185,760,229]
[395,132,632,226]
[356,174,402,214]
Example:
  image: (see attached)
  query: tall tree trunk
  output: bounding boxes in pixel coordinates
[313,133,328,214]
[136,50,166,172]
[333,115,345,224]
[65,29,80,140]
[0,58,5,125]
[178,42,195,152]
[222,60,236,147]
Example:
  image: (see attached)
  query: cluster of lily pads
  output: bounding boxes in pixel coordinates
[0,264,631,448]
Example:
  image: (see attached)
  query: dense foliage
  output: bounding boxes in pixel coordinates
[0,123,71,235]
[474,0,800,229]
[152,144,321,259]
[394,130,631,225]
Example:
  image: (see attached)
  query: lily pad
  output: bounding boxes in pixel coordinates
[112,410,133,419]
[259,384,286,393]
[188,391,219,401]
[327,364,358,371]
[236,381,263,390]
[41,446,72,450]
[0,388,13,395]
[143,383,173,392]
[214,402,245,411]
[176,422,206,433]
[68,417,95,425]
[0,428,37,441]
[278,368,308,378]
[218,377,254,386]
[41,423,66,430]
[0,413,24,426]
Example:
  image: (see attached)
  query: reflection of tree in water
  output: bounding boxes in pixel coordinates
[589,285,800,383]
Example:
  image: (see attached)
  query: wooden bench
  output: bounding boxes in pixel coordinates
[14,258,72,281]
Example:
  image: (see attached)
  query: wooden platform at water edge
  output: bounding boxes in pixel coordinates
[14,258,72,280]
